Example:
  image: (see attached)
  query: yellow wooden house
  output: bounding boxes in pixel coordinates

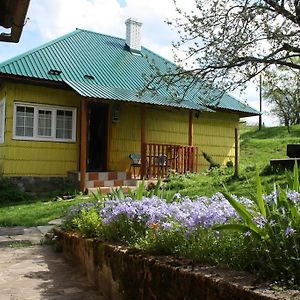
[0,19,258,192]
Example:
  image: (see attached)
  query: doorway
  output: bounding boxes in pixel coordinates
[87,103,108,172]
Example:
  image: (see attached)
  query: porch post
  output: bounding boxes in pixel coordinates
[188,110,193,146]
[80,98,87,191]
[140,106,146,178]
[234,127,239,177]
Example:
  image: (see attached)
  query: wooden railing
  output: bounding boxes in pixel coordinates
[141,143,198,178]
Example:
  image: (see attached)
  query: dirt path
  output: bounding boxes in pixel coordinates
[0,225,105,300]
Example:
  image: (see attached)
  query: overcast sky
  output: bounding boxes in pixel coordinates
[0,0,275,125]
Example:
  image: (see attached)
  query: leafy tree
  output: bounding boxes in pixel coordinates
[263,67,300,131]
[146,0,300,99]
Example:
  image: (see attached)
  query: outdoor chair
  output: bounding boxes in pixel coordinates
[129,153,141,178]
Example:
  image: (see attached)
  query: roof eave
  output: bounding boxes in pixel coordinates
[210,107,260,118]
[0,0,31,43]
[0,73,70,89]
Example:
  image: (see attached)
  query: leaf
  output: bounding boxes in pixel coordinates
[285,170,293,190]
[214,224,262,239]
[136,179,145,200]
[256,168,266,218]
[293,161,299,192]
[223,191,253,224]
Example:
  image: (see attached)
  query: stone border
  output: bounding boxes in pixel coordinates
[55,229,300,300]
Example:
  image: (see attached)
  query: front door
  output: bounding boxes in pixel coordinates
[87,103,108,172]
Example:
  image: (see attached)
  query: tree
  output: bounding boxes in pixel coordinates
[146,0,300,99]
[263,67,300,131]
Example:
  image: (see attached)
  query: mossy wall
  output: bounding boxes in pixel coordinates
[56,230,286,300]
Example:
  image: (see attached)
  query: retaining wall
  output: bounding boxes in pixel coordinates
[55,230,298,300]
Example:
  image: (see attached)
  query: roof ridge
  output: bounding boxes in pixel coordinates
[0,30,81,67]
[74,28,126,42]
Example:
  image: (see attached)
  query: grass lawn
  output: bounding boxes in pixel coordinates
[0,196,95,227]
[1,124,299,227]
[164,124,300,198]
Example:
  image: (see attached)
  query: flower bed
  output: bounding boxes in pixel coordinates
[63,187,300,286]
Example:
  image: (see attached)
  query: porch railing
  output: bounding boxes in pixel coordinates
[141,143,198,178]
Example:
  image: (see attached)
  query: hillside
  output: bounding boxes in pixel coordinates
[165,124,300,198]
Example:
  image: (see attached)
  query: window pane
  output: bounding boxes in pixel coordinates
[15,106,34,137]
[56,110,73,140]
[38,109,52,136]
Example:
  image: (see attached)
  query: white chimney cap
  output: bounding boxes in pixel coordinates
[125,18,142,54]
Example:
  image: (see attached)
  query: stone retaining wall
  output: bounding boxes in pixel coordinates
[55,229,298,300]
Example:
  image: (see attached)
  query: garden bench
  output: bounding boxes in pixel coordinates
[270,144,300,169]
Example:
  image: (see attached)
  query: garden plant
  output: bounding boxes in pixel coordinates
[63,163,300,287]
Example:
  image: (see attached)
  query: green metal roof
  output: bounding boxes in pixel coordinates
[0,29,258,116]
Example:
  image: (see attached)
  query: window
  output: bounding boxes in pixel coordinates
[13,102,76,142]
[0,98,5,143]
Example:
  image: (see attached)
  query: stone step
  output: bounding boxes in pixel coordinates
[78,171,132,181]
[85,179,138,189]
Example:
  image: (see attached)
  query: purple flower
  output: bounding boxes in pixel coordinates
[287,191,300,204]
[285,227,296,237]
[252,216,267,228]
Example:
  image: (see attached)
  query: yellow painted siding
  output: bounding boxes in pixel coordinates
[2,81,240,176]
[194,111,239,169]
[108,104,141,171]
[0,85,6,175]
[146,107,188,145]
[107,105,239,172]
[3,82,81,176]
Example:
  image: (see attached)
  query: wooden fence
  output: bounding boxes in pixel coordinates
[141,143,198,178]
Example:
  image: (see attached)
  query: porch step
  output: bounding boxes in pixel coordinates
[79,171,132,181]
[85,179,138,189]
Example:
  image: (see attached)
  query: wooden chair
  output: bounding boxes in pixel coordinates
[129,153,141,178]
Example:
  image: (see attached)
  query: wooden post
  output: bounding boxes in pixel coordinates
[234,127,239,177]
[80,98,87,191]
[188,110,193,146]
[259,74,262,130]
[140,107,146,178]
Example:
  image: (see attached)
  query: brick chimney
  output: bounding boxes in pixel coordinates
[125,18,142,54]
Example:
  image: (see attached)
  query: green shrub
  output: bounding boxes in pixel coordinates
[0,177,30,203]
[71,208,103,238]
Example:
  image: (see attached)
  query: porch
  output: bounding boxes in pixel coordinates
[77,142,198,193]
[79,100,199,191]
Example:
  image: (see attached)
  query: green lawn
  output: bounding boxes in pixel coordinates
[0,196,94,227]
[1,124,299,227]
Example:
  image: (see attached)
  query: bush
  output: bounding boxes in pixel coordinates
[0,177,30,203]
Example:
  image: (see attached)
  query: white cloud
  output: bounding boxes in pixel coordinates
[3,0,276,124]
[28,0,123,39]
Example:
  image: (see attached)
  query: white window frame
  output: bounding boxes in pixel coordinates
[13,102,77,143]
[0,97,5,144]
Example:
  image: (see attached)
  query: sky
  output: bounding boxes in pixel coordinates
[0,0,275,126]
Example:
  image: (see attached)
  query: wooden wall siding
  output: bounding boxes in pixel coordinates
[108,104,141,171]
[0,86,6,175]
[108,105,239,172]
[193,111,240,169]
[2,82,81,176]
[146,107,188,145]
